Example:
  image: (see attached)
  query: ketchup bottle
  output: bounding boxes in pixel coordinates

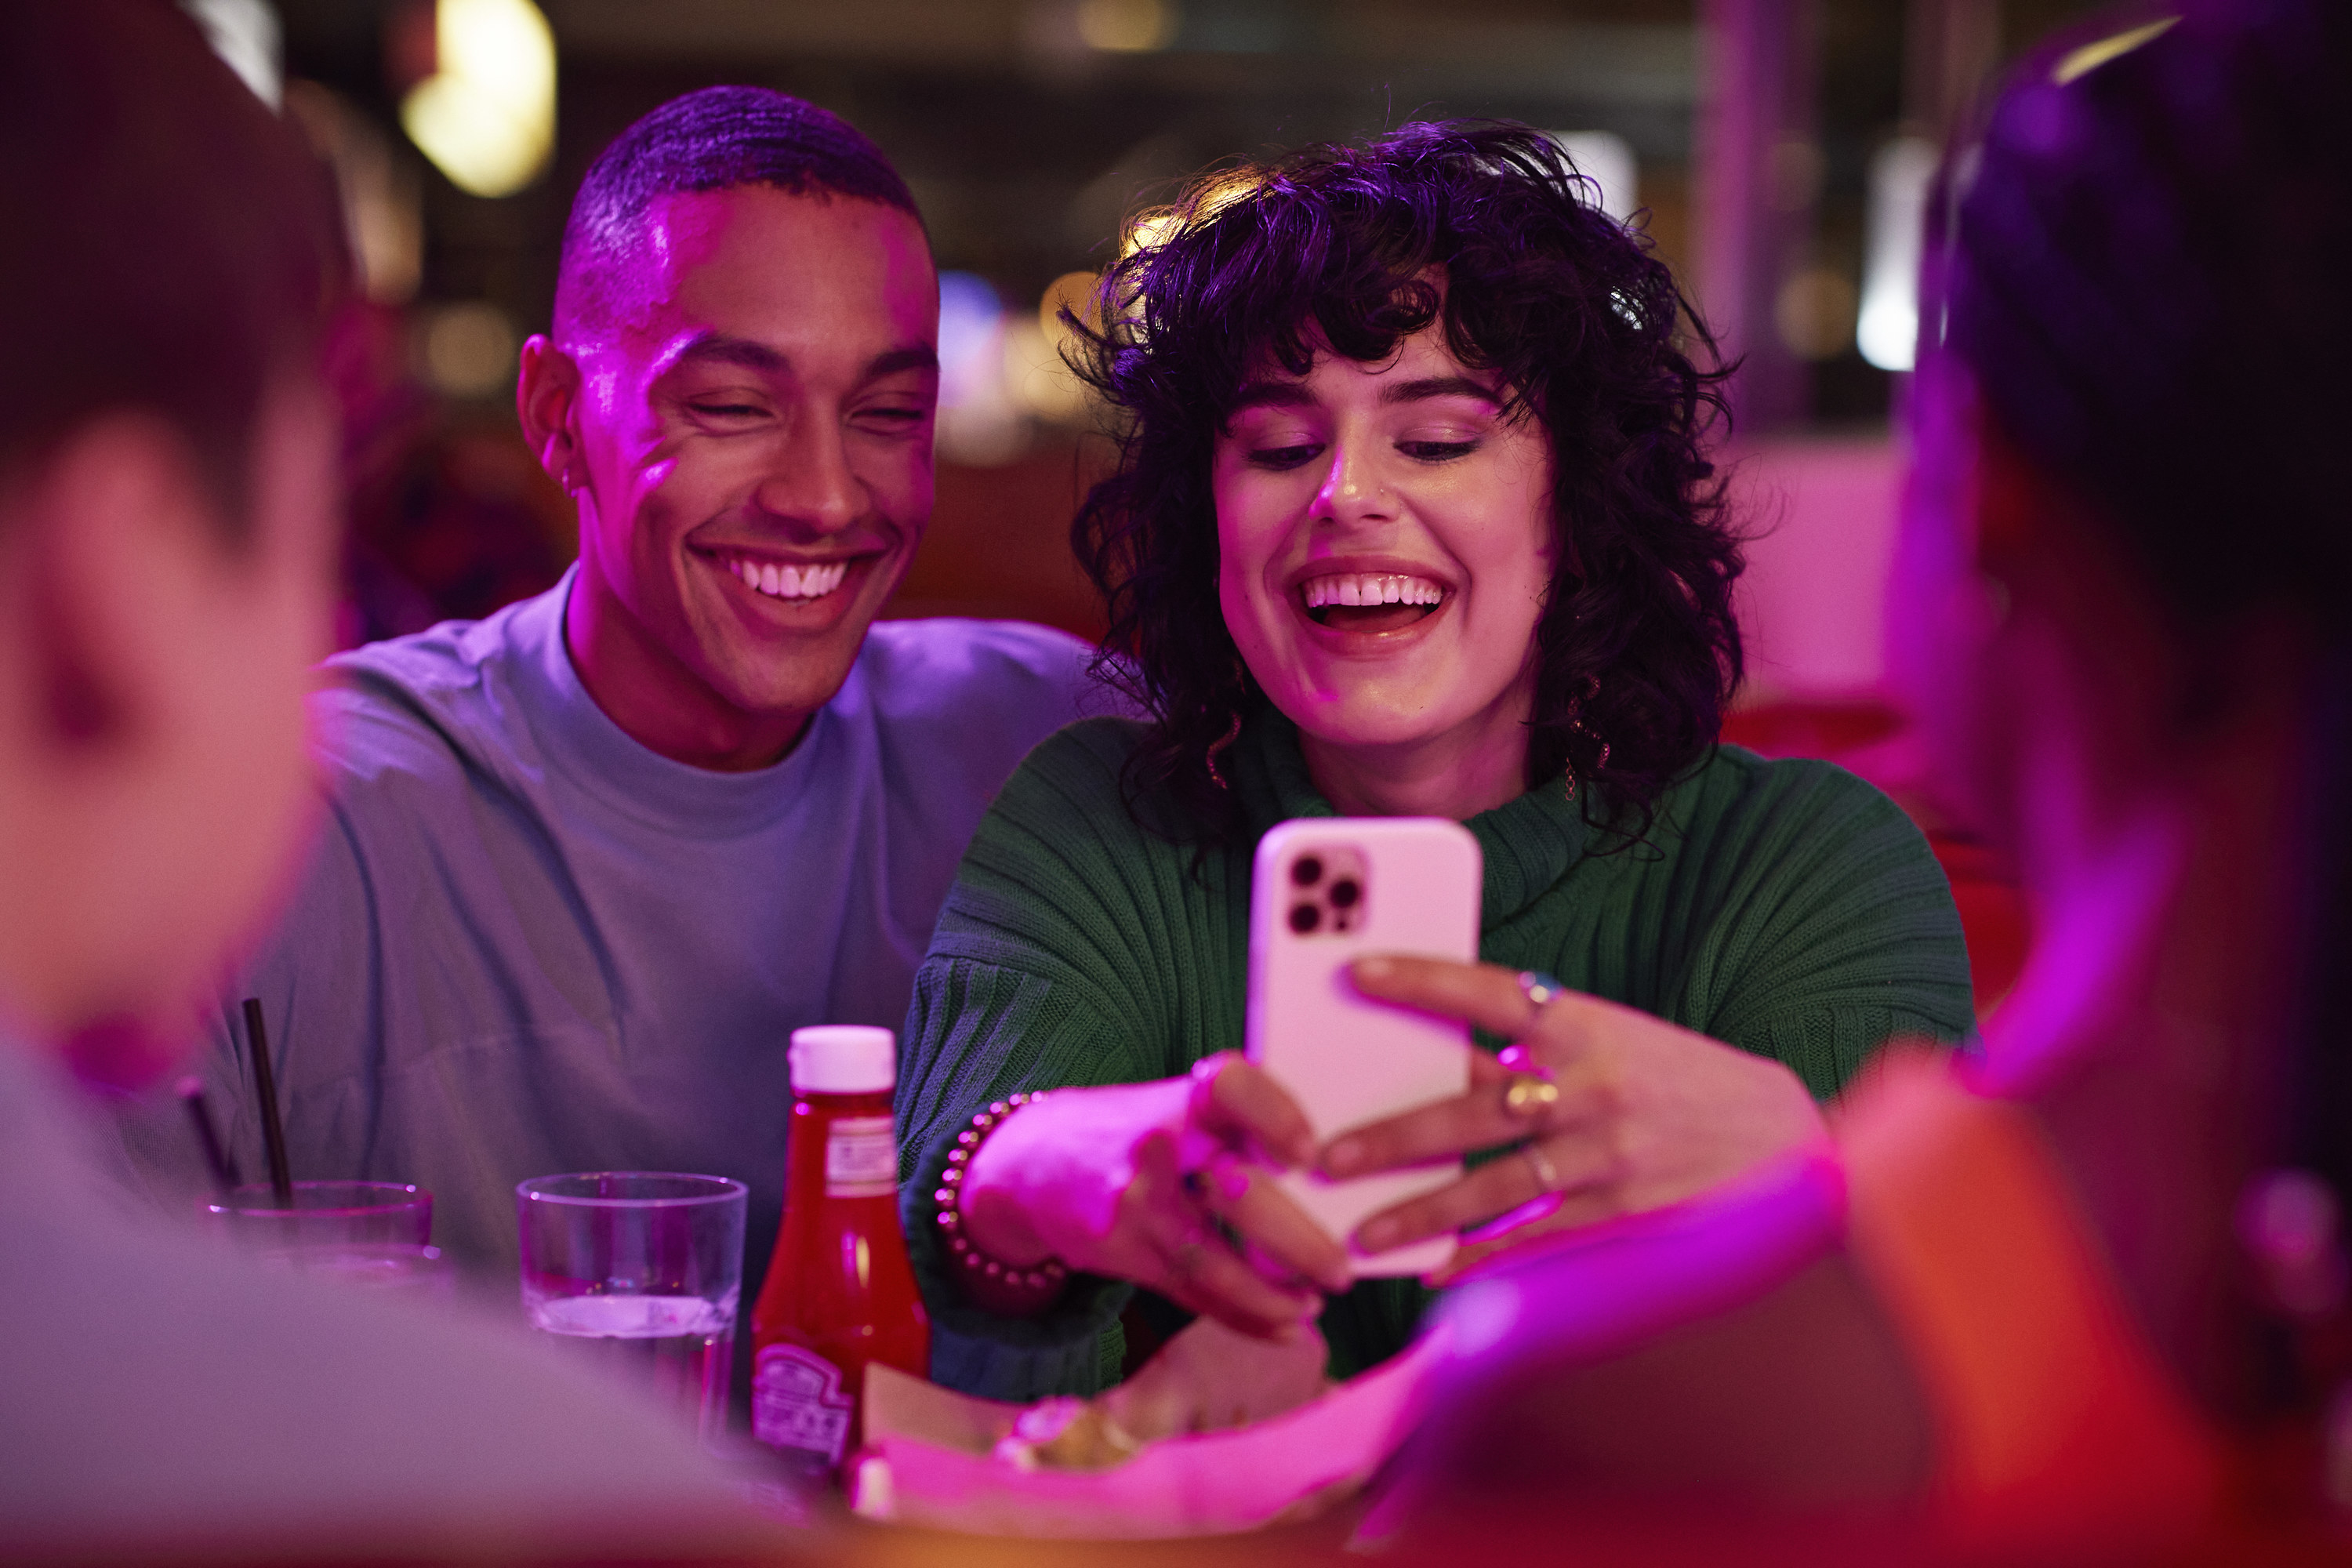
[750,1025,930,1483]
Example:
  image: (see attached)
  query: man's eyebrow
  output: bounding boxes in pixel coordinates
[666,336,939,382]
[863,344,940,379]
[1380,375,1502,406]
[671,332,786,373]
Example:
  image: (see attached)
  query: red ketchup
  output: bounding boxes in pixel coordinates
[750,1025,930,1483]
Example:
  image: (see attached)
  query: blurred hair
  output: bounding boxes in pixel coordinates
[0,0,344,542]
[1067,121,1740,844]
[556,85,920,338]
[1928,0,2352,1253]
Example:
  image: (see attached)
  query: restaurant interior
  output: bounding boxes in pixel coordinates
[247,0,2099,1017]
[20,0,2349,1560]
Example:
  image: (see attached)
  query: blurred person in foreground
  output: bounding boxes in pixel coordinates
[112,85,1101,1333]
[0,4,757,1555]
[1383,0,2352,1552]
[893,122,1973,1401]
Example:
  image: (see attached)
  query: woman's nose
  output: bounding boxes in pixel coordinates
[1313,435,1392,527]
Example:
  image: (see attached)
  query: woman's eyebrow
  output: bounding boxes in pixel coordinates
[1227,379,1316,414]
[1380,375,1501,406]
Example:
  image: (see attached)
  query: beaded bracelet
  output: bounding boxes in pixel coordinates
[935,1091,1071,1316]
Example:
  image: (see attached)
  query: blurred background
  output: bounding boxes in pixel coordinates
[191,0,2122,1004]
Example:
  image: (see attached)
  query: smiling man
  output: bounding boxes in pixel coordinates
[112,89,1102,1341]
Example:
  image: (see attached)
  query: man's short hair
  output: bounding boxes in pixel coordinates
[0,1,343,541]
[555,85,923,339]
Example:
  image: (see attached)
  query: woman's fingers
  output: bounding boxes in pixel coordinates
[1346,954,1544,1038]
[1121,1130,1322,1338]
[1189,1052,1318,1168]
[1194,1154,1352,1294]
[1145,1210,1322,1338]
[1321,1062,1589,1179]
[1348,1131,1616,1255]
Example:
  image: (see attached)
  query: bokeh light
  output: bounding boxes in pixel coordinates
[398,0,555,198]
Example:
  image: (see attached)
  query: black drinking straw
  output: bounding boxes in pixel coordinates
[241,998,293,1207]
[176,1076,241,1199]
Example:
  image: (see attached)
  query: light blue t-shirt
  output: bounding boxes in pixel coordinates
[112,572,1105,1330]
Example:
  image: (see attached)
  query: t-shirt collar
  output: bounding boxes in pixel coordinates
[508,565,838,839]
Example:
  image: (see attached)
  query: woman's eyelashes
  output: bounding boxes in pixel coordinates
[1245,436,1483,470]
[1248,442,1324,471]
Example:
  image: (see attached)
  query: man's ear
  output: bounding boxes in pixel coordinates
[517,335,584,495]
[8,416,220,757]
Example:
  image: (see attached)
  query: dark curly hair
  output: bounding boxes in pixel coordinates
[1065,120,1741,843]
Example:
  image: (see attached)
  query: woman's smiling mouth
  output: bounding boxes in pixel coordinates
[1300,571,1447,633]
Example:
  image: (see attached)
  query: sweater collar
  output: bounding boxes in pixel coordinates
[1236,710,1590,930]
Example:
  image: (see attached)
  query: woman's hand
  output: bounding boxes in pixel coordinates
[1323,955,1829,1282]
[957,1054,1355,1338]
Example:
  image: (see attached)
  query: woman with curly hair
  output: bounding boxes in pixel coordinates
[895,121,1973,1401]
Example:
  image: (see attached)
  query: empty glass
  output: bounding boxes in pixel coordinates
[201,1180,451,1296]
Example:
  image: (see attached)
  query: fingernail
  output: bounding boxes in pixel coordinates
[1215,1163,1250,1203]
[1357,1217,1399,1254]
[1325,1137,1363,1177]
[1352,956,1394,982]
[1320,1262,1353,1294]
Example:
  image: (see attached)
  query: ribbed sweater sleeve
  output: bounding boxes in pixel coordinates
[895,720,1230,1401]
[1657,755,1973,1095]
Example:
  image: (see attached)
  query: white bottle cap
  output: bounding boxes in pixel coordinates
[789,1025,897,1095]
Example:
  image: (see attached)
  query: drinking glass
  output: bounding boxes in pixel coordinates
[516,1171,747,1448]
[201,1181,451,1297]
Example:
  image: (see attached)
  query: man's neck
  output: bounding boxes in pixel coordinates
[561,564,811,773]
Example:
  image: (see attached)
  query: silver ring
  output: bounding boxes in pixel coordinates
[1523,1142,1563,1194]
[1517,970,1567,1009]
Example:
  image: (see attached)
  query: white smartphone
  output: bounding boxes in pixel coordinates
[1244,817,1480,1279]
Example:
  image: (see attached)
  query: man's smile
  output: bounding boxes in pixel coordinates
[711,550,852,602]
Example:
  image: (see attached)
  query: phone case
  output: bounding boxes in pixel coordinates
[1245,817,1480,1278]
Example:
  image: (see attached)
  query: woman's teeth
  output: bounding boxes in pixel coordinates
[1301,572,1445,610]
[728,557,848,601]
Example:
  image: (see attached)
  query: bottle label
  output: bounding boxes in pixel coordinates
[825,1115,898,1199]
[752,1343,855,1465]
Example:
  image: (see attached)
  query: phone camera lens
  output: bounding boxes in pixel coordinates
[1291,856,1323,887]
[1329,878,1360,909]
[1288,902,1321,934]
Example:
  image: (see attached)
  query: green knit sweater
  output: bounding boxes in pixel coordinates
[895,713,1973,1402]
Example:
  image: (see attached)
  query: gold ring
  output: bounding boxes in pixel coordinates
[1503,1075,1561,1119]
[1523,1142,1563,1193]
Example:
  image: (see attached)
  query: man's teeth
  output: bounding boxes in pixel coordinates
[728,557,849,601]
[1301,572,1445,610]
